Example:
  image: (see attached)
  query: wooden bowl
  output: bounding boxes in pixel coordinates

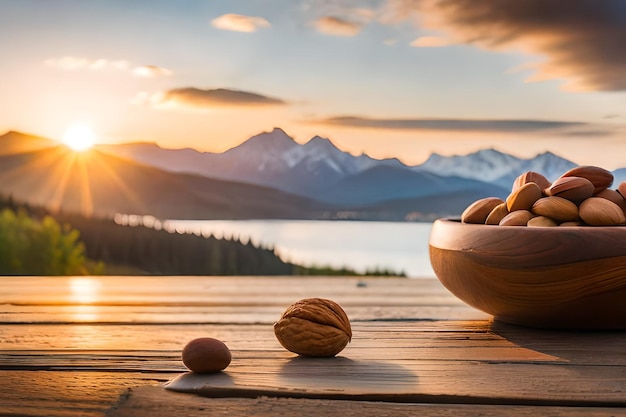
[429,218,626,329]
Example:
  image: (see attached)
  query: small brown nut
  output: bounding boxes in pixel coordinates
[531,196,579,222]
[512,171,551,194]
[182,337,232,373]
[274,298,352,357]
[499,210,535,226]
[461,197,505,224]
[595,189,626,212]
[547,176,594,204]
[485,202,509,225]
[579,197,626,226]
[506,182,542,212]
[560,166,613,194]
[527,216,558,227]
[559,221,584,227]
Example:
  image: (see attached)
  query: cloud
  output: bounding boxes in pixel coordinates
[45,56,171,77]
[132,65,172,78]
[211,13,270,32]
[311,115,587,133]
[313,16,364,36]
[562,130,615,138]
[385,0,626,92]
[142,87,287,109]
[45,56,129,71]
[410,36,450,48]
[346,7,376,22]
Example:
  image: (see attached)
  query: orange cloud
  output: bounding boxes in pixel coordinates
[410,36,451,47]
[45,56,171,78]
[140,87,287,109]
[311,115,590,133]
[313,16,363,36]
[45,56,129,71]
[211,13,270,32]
[132,65,172,78]
[388,0,626,91]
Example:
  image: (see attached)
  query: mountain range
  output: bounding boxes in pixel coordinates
[2,129,625,221]
[0,131,328,220]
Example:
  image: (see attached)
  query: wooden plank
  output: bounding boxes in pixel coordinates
[0,304,485,324]
[2,322,625,365]
[2,276,626,414]
[107,386,626,417]
[0,276,486,323]
[0,371,171,417]
[165,357,626,406]
[2,322,626,405]
[0,276,448,306]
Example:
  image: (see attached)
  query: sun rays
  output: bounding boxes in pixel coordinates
[0,144,145,218]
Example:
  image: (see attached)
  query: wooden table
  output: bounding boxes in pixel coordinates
[1,276,625,416]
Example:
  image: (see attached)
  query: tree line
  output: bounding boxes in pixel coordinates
[0,195,404,276]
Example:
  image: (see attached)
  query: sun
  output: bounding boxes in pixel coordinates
[62,123,96,152]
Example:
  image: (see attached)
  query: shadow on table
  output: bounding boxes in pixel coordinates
[489,320,626,364]
[164,357,418,400]
[278,356,418,392]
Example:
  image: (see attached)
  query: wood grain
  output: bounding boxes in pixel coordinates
[108,386,626,417]
[429,219,626,329]
[1,276,626,416]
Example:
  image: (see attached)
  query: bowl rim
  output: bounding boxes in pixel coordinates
[434,217,626,232]
[429,217,626,263]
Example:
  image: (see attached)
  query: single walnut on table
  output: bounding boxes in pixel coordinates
[273,298,352,357]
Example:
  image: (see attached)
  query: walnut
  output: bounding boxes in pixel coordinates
[273,298,352,357]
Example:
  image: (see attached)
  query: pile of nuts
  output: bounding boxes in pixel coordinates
[461,166,626,226]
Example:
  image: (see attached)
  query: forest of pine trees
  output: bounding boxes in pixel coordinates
[0,194,404,276]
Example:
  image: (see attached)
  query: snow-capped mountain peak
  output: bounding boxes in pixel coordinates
[225,127,297,155]
[304,135,338,150]
[416,148,520,181]
[414,147,578,186]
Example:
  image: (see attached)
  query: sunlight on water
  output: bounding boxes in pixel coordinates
[162,220,436,278]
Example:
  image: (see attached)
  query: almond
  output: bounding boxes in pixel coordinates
[578,197,626,226]
[595,188,625,209]
[485,202,509,225]
[531,196,579,222]
[512,171,551,194]
[274,298,352,357]
[506,182,542,212]
[461,197,505,224]
[559,221,584,227]
[618,181,626,198]
[499,210,535,226]
[527,216,558,227]
[560,166,613,194]
[547,176,594,204]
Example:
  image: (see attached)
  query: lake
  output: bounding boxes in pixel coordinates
[162,220,435,278]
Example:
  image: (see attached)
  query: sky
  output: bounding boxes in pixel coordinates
[1,0,625,168]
